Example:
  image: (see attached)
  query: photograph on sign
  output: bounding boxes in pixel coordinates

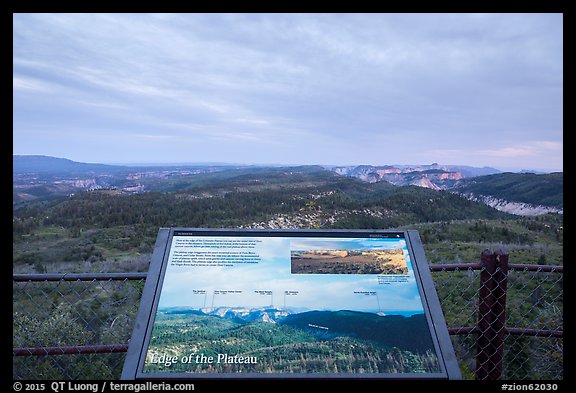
[140,231,443,376]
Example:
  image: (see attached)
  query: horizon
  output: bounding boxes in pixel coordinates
[12,153,562,174]
[14,14,562,173]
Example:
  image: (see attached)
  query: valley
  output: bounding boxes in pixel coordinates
[14,157,563,217]
[13,155,563,276]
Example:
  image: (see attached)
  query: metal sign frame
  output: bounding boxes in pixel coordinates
[122,228,461,380]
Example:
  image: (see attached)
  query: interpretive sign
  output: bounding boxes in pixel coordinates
[122,228,460,379]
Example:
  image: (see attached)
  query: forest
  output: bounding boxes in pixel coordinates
[12,166,563,379]
[453,172,563,208]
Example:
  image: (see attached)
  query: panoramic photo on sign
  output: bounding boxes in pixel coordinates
[123,229,457,378]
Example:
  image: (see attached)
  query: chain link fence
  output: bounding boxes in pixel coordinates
[431,254,563,380]
[13,253,562,380]
[13,274,145,379]
[501,267,563,380]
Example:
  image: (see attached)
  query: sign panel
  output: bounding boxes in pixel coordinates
[122,228,460,379]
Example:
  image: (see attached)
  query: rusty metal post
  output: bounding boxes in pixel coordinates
[476,249,496,380]
[491,250,508,379]
[476,249,509,380]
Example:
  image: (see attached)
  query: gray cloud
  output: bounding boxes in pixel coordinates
[13,13,562,171]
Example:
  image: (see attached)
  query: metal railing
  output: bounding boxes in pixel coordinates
[430,250,563,380]
[13,250,563,380]
[13,273,146,379]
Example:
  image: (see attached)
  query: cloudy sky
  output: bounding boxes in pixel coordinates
[13,13,563,171]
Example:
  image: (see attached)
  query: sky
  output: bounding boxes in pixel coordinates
[13,13,563,172]
[158,235,423,315]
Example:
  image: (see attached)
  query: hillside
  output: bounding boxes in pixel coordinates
[13,158,563,276]
[12,164,520,276]
[13,166,510,237]
[453,172,563,209]
[325,164,563,215]
[15,156,562,216]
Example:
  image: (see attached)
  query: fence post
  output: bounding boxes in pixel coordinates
[476,249,509,380]
[492,250,509,379]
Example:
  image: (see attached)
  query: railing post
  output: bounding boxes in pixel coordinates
[476,249,496,380]
[492,250,509,379]
[476,249,509,380]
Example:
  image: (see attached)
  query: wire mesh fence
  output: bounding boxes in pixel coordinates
[12,255,563,380]
[431,259,563,380]
[501,267,563,380]
[429,266,481,379]
[13,275,145,379]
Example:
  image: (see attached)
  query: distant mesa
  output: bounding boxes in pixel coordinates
[326,163,499,190]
